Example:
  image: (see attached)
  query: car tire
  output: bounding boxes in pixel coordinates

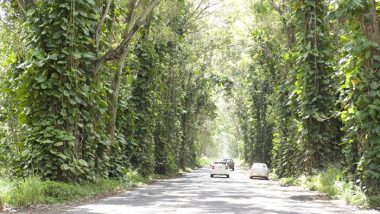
[210,174,213,178]
[249,176,253,179]
[232,168,234,171]
[226,175,229,178]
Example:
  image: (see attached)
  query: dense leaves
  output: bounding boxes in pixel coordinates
[0,0,379,201]
[234,0,380,197]
[0,0,221,181]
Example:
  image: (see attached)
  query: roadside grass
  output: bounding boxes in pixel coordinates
[277,166,379,208]
[1,168,173,208]
[1,166,190,209]
[0,178,12,211]
[3,176,125,207]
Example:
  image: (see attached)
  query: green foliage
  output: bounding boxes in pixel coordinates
[13,0,109,181]
[41,179,122,204]
[8,176,44,207]
[279,177,301,186]
[290,0,341,171]
[196,156,212,167]
[0,0,218,183]
[341,182,368,207]
[2,176,123,206]
[278,167,371,207]
[236,0,379,200]
[297,167,342,197]
[368,195,380,208]
[0,0,378,209]
[336,0,380,195]
[123,169,149,187]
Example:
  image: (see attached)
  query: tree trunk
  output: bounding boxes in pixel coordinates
[108,50,128,145]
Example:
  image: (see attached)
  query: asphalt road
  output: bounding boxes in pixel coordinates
[32,168,379,214]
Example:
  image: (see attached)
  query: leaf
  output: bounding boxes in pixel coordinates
[57,152,68,160]
[26,9,35,16]
[43,139,54,144]
[49,53,59,60]
[59,3,70,9]
[72,52,82,59]
[60,164,70,171]
[86,0,96,6]
[75,96,82,104]
[78,159,88,167]
[21,150,29,157]
[60,109,67,117]
[69,98,77,105]
[82,52,95,59]
[370,82,380,90]
[54,142,64,146]
[369,105,380,111]
[36,72,47,83]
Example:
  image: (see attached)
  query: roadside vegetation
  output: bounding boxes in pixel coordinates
[1,177,123,207]
[231,0,380,208]
[275,166,378,208]
[0,167,189,208]
[0,0,224,209]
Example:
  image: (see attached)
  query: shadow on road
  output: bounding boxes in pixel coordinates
[33,168,378,214]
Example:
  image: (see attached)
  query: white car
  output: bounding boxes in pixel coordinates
[249,163,269,179]
[210,161,230,178]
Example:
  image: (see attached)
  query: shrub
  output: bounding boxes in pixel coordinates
[8,176,44,207]
[368,195,380,208]
[42,181,82,204]
[340,182,368,207]
[0,195,3,212]
[124,169,148,186]
[3,177,123,207]
[42,179,123,204]
[316,167,341,197]
[279,177,300,186]
[278,167,373,208]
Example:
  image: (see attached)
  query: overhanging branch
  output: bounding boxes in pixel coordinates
[93,0,160,76]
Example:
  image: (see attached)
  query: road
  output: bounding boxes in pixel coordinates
[31,168,378,214]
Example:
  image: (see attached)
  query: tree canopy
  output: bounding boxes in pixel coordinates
[0,0,379,201]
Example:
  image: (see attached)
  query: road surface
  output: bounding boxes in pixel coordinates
[29,168,379,214]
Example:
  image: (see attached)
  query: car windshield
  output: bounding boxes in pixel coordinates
[214,161,226,165]
[251,163,267,169]
[224,159,233,162]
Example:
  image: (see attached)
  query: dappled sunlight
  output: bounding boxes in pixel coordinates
[48,168,375,214]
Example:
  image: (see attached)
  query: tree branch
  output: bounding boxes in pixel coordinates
[267,0,283,15]
[93,0,160,76]
[125,0,138,25]
[95,0,112,53]
[16,0,27,16]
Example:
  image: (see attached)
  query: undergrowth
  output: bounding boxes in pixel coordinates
[1,169,150,207]
[278,166,379,208]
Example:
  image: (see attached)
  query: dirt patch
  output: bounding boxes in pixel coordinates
[290,194,329,202]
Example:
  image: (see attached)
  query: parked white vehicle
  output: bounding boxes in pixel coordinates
[249,163,269,179]
[210,161,230,178]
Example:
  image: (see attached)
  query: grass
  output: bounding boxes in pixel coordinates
[8,176,44,206]
[0,169,151,208]
[0,167,187,209]
[3,176,125,207]
[0,178,13,209]
[279,177,300,186]
[277,166,379,208]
